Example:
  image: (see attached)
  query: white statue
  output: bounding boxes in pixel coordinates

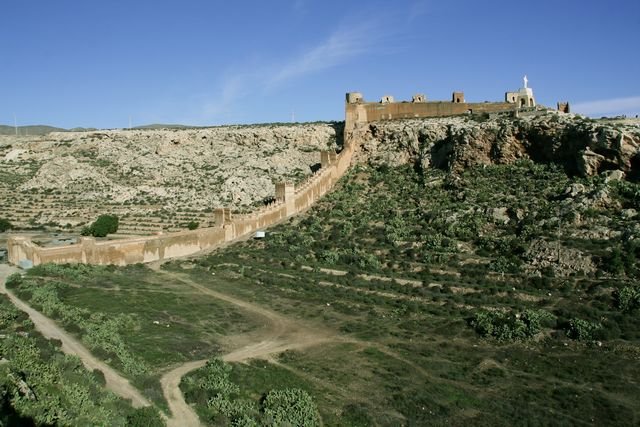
[523,75,528,88]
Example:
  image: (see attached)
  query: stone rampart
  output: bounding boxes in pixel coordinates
[7,140,356,267]
[346,99,517,131]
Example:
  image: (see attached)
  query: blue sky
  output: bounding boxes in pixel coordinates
[1,0,639,128]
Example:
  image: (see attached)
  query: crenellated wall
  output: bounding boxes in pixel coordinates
[7,139,357,267]
[344,90,542,132]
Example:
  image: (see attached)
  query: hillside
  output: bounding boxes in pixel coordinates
[3,113,640,425]
[166,155,640,425]
[7,156,639,425]
[0,125,67,136]
[353,113,640,179]
[0,123,340,234]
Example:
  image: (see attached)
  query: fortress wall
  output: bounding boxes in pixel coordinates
[7,223,232,266]
[231,203,288,237]
[294,168,334,213]
[346,101,516,129]
[36,244,86,265]
[336,141,355,176]
[7,139,356,267]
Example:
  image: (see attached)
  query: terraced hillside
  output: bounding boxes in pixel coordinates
[5,157,640,425]
[0,123,339,235]
[167,160,640,425]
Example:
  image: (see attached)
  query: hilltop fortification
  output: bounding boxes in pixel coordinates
[345,77,548,132]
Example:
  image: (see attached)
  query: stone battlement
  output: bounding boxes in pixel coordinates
[344,78,551,131]
[345,91,523,131]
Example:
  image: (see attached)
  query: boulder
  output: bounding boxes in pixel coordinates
[577,148,606,176]
[604,169,626,183]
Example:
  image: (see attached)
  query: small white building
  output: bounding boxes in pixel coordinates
[505,75,536,108]
[254,231,266,239]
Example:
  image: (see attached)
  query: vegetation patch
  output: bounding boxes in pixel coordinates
[0,294,163,425]
[469,309,554,341]
[180,359,320,426]
[81,214,119,237]
[6,263,259,409]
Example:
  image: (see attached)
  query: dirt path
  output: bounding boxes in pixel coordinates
[0,264,151,409]
[158,270,335,427]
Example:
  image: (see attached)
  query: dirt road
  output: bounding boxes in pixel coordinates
[0,264,151,409]
[159,271,335,427]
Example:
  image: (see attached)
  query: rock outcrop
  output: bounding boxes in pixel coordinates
[353,113,640,178]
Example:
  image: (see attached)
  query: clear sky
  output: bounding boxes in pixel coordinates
[1,0,639,128]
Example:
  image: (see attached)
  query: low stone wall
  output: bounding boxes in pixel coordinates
[7,141,356,267]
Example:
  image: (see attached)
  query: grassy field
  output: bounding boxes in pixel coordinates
[4,160,640,425]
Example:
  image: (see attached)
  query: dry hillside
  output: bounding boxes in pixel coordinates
[0,124,338,235]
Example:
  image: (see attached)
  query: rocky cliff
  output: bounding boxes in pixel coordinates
[353,113,640,179]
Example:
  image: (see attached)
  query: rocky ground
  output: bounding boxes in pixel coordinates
[348,112,640,277]
[0,124,339,234]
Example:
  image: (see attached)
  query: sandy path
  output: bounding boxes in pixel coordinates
[0,264,151,409]
[159,271,334,427]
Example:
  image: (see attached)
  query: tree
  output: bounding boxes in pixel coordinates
[81,215,119,237]
[0,218,12,232]
[470,309,554,341]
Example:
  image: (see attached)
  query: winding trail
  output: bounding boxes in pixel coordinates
[0,264,151,409]
[158,270,336,427]
[1,264,432,426]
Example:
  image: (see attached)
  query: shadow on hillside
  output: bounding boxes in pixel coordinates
[331,122,345,152]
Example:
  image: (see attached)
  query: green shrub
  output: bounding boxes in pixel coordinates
[81,214,119,237]
[566,318,602,341]
[614,286,640,312]
[470,309,554,341]
[187,221,199,230]
[4,273,23,288]
[262,388,320,427]
[0,218,12,232]
[126,406,166,427]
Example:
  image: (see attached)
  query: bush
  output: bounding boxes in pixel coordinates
[81,214,119,237]
[5,273,23,288]
[126,407,166,427]
[614,286,640,312]
[0,218,12,232]
[566,318,602,341]
[470,309,554,341]
[262,388,320,427]
[187,221,199,230]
